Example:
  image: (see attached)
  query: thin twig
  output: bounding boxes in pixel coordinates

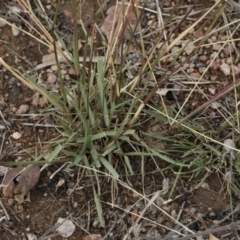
[0,110,11,132]
[0,200,10,221]
[168,79,240,132]
[122,191,162,240]
[103,213,117,240]
[170,204,240,240]
[162,206,212,240]
[177,221,240,240]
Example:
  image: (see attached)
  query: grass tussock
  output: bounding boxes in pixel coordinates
[1,0,240,232]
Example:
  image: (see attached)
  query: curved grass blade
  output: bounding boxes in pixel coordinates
[93,186,105,227]
[91,147,101,168]
[97,59,110,127]
[46,144,63,163]
[99,156,119,179]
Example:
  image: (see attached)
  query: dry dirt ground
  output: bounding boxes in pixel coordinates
[0,0,240,239]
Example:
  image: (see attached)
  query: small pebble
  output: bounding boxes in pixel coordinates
[212,44,221,51]
[220,62,230,75]
[47,73,57,84]
[201,182,210,190]
[209,211,216,218]
[51,65,58,71]
[12,132,22,139]
[199,55,207,61]
[26,233,37,240]
[16,104,29,114]
[210,52,218,59]
[232,65,240,75]
[189,72,200,78]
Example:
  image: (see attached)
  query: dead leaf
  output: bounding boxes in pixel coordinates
[189,72,201,78]
[2,179,15,198]
[42,52,64,63]
[42,53,55,63]
[14,165,40,196]
[1,165,40,202]
[55,178,65,192]
[2,166,24,198]
[14,194,24,203]
[100,4,139,42]
[131,208,139,221]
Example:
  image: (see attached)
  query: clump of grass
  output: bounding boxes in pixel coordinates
[1,0,240,231]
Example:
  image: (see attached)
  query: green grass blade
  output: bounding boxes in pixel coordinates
[97,59,110,127]
[90,147,101,168]
[102,143,118,157]
[124,155,134,175]
[99,156,119,179]
[79,82,95,127]
[46,144,63,163]
[93,186,105,227]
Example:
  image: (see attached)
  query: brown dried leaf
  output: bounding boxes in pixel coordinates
[55,178,65,192]
[2,180,15,198]
[42,52,64,63]
[1,165,40,202]
[14,165,40,196]
[14,194,24,203]
[2,166,24,198]
[42,53,55,63]
[189,72,201,78]
[100,4,139,42]
[131,208,139,221]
